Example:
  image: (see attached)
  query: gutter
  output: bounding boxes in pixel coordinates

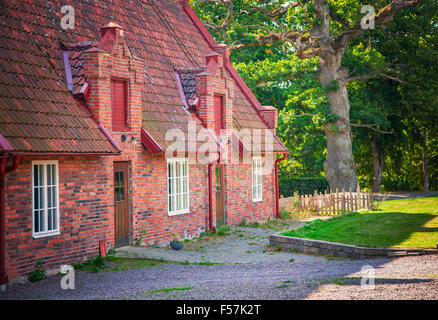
[207,151,221,231]
[208,163,214,231]
[0,155,20,290]
[275,153,287,219]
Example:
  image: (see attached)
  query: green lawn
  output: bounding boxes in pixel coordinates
[281,196,438,249]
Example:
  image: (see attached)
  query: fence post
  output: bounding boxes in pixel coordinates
[293,191,299,210]
[369,192,374,211]
[357,183,361,210]
[341,189,345,214]
[349,188,353,211]
[318,192,322,215]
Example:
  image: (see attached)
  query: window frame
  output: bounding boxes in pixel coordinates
[31,160,60,239]
[252,156,263,202]
[166,158,190,216]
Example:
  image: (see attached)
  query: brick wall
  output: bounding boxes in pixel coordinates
[4,156,113,280]
[3,26,278,282]
[226,155,277,225]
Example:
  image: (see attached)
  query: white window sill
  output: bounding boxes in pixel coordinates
[252,199,263,203]
[33,231,60,239]
[168,210,190,217]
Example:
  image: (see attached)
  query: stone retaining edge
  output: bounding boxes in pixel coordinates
[269,234,438,259]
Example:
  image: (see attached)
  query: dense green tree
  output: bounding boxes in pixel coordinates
[191,0,437,192]
[191,0,421,191]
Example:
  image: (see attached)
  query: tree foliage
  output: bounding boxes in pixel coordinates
[191,0,437,191]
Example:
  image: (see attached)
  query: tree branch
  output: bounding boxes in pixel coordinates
[241,2,301,18]
[345,71,404,83]
[284,112,317,118]
[335,0,421,51]
[351,123,393,134]
[198,0,234,41]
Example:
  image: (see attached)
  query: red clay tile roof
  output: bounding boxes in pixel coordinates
[178,67,205,106]
[62,42,96,96]
[0,1,119,154]
[0,0,286,155]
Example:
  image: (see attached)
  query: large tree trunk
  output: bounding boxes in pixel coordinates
[318,59,357,191]
[422,131,430,192]
[370,138,385,193]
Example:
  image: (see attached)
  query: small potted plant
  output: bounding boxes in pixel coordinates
[170,233,184,251]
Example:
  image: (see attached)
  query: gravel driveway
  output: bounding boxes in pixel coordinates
[116,221,326,264]
[1,255,437,300]
[2,216,437,300]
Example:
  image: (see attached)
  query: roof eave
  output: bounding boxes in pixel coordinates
[141,128,164,154]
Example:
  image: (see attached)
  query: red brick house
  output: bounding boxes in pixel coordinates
[0,0,287,285]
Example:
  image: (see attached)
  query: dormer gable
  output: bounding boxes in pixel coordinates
[75,22,144,140]
[195,49,234,134]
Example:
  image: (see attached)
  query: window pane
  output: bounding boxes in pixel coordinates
[120,187,125,201]
[176,177,181,194]
[34,165,39,186]
[52,208,57,231]
[34,187,39,209]
[168,163,173,178]
[168,177,173,195]
[48,208,52,230]
[39,165,43,188]
[170,195,175,212]
[53,186,57,207]
[114,172,119,187]
[39,210,44,232]
[176,161,181,177]
[34,210,39,233]
[39,185,44,211]
[115,187,120,202]
[48,186,52,208]
[183,161,187,176]
[47,164,52,186]
[175,193,181,211]
[183,193,188,209]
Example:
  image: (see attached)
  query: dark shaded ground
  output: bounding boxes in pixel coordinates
[1,255,437,300]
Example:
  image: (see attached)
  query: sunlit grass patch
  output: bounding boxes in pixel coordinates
[281,196,438,248]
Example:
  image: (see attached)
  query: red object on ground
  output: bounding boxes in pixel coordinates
[99,240,106,258]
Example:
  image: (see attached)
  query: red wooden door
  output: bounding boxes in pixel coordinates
[114,162,129,247]
[215,166,225,226]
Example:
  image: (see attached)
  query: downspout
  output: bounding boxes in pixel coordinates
[275,153,287,219]
[0,155,20,290]
[208,151,222,231]
[208,163,214,231]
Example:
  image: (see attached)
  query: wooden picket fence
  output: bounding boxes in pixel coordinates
[289,185,373,215]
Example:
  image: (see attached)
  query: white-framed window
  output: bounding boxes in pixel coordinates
[32,160,60,238]
[252,156,263,202]
[167,158,189,216]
